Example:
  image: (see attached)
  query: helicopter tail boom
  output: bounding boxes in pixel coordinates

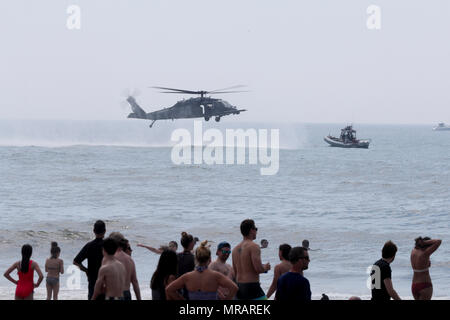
[126,96,147,119]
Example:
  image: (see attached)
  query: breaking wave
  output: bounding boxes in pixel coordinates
[0,119,307,149]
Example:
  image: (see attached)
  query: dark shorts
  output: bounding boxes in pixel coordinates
[106,296,124,301]
[88,281,105,300]
[236,282,267,300]
[123,290,132,301]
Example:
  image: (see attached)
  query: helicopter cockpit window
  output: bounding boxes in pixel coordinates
[221,101,232,108]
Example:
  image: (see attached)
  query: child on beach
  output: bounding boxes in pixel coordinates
[45,242,64,300]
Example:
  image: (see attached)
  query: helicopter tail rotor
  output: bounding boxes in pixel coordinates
[122,88,141,98]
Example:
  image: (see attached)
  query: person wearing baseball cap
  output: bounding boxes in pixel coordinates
[209,241,235,299]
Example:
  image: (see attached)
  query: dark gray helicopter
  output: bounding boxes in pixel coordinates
[126,86,247,128]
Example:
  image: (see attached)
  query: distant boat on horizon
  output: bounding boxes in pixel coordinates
[433,123,450,131]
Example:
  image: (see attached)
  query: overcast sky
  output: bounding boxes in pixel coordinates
[0,0,449,124]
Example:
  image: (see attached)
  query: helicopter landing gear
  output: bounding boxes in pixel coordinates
[215,117,221,122]
[149,120,156,128]
[204,116,210,121]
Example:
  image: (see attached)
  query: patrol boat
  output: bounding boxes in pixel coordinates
[324,125,371,149]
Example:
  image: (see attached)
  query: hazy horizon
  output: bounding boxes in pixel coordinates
[1,0,449,124]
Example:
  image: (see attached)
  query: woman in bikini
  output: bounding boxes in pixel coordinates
[165,241,238,300]
[3,244,44,300]
[410,237,442,300]
[45,242,64,300]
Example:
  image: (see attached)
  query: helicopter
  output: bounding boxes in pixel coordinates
[125,86,247,128]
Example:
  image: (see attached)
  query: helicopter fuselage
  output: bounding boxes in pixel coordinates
[126,86,246,127]
[146,97,240,121]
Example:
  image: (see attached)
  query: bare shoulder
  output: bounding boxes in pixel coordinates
[249,242,260,252]
[167,274,176,282]
[98,263,109,274]
[211,269,226,280]
[116,259,126,270]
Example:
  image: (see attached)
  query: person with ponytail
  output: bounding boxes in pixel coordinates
[177,232,196,276]
[45,242,64,300]
[166,241,238,300]
[3,244,44,300]
[175,231,197,299]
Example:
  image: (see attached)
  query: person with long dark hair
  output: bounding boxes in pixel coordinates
[150,249,178,300]
[3,244,44,300]
[411,236,442,300]
[45,242,64,300]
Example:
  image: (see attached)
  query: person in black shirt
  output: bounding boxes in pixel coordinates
[73,220,106,300]
[275,247,311,301]
[370,240,401,301]
[177,232,197,299]
[177,232,196,276]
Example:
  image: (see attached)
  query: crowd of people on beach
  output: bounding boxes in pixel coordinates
[2,219,442,301]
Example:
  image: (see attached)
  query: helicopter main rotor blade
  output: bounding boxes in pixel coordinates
[209,85,247,93]
[208,90,249,94]
[152,85,248,95]
[151,86,199,94]
[158,91,198,94]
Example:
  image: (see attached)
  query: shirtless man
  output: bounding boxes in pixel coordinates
[209,241,235,299]
[267,243,292,299]
[109,233,141,300]
[232,219,270,300]
[91,237,126,300]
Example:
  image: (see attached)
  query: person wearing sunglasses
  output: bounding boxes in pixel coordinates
[232,219,271,300]
[275,247,311,301]
[209,241,235,299]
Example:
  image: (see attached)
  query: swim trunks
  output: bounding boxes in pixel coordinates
[105,296,124,300]
[188,291,218,300]
[236,282,267,300]
[123,290,132,300]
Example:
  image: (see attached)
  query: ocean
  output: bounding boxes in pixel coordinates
[0,119,448,300]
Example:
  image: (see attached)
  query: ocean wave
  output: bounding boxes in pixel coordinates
[0,119,306,150]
